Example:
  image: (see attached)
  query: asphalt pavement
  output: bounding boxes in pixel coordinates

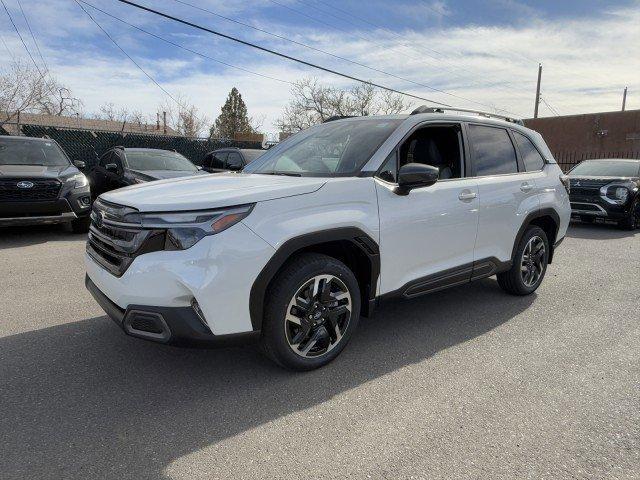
[0,222,638,479]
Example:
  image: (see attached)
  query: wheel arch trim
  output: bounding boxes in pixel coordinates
[512,208,561,264]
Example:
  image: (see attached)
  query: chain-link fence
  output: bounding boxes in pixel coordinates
[554,150,640,172]
[1,123,262,169]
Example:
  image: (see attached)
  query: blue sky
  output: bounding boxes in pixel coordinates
[1,0,639,134]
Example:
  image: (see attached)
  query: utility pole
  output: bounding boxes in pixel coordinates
[622,87,627,111]
[534,63,542,119]
[162,111,167,134]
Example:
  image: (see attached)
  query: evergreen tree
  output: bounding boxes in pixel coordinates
[210,87,253,138]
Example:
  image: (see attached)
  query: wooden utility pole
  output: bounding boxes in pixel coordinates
[622,87,627,111]
[534,63,542,119]
[162,111,167,134]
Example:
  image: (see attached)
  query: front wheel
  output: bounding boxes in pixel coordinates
[618,200,639,231]
[261,253,361,371]
[497,226,549,296]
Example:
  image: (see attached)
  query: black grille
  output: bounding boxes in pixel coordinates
[569,178,609,197]
[87,199,165,277]
[129,314,164,334]
[571,203,600,211]
[0,178,62,201]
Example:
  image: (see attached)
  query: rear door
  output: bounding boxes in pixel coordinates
[468,123,540,263]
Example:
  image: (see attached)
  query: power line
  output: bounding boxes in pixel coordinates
[79,1,293,86]
[0,32,16,60]
[16,0,48,72]
[74,0,181,107]
[170,0,503,112]
[0,0,43,76]
[115,0,453,108]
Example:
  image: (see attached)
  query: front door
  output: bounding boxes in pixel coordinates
[375,123,479,296]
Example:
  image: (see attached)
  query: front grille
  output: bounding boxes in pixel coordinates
[0,178,62,201]
[569,178,609,197]
[87,199,166,277]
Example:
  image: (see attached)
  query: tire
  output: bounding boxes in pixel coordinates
[71,216,91,234]
[580,215,595,224]
[260,253,361,371]
[618,200,638,231]
[497,226,549,296]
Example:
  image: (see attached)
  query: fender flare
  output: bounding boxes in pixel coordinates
[248,227,380,331]
[511,208,561,263]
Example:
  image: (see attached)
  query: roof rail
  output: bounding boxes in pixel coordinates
[410,105,524,125]
[323,115,355,123]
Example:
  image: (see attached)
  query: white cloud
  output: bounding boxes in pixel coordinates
[1,0,638,133]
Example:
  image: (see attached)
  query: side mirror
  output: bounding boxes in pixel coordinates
[227,163,242,172]
[395,163,439,195]
[105,163,119,172]
[74,160,86,169]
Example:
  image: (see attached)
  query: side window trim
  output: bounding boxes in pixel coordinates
[374,121,467,184]
[466,122,520,178]
[510,129,547,172]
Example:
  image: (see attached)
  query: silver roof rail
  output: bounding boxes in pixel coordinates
[410,105,524,125]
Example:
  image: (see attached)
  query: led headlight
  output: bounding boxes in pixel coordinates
[140,204,254,250]
[601,181,636,204]
[613,187,629,202]
[70,173,89,189]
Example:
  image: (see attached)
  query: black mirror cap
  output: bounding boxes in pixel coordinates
[396,163,439,194]
[74,160,86,169]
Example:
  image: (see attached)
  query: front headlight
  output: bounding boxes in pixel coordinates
[70,173,89,189]
[140,204,254,250]
[601,181,635,204]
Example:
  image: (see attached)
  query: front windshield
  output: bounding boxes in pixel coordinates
[243,118,403,176]
[0,138,70,166]
[569,160,640,177]
[125,151,197,172]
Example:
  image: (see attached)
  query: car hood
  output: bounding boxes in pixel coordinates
[0,163,77,178]
[129,168,206,181]
[100,172,327,211]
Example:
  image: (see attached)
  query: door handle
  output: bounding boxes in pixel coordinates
[520,182,534,193]
[458,191,477,201]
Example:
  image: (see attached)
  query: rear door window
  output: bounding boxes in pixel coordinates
[212,152,227,169]
[513,131,545,171]
[468,125,518,176]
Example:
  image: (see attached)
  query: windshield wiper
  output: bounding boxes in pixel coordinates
[261,171,302,177]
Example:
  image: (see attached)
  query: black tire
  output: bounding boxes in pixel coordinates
[580,215,595,224]
[618,200,638,231]
[497,226,549,296]
[70,216,91,234]
[260,253,361,371]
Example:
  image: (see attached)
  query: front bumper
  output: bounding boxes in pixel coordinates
[569,194,632,220]
[0,188,91,226]
[86,275,258,346]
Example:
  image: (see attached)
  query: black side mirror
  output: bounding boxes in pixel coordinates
[74,160,86,169]
[227,163,243,172]
[396,163,439,195]
[105,163,119,172]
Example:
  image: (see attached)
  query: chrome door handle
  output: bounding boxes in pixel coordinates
[458,191,477,201]
[520,182,534,192]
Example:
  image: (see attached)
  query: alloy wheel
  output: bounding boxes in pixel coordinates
[284,274,352,358]
[520,235,546,288]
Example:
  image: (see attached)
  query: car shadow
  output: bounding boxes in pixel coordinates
[1,279,535,479]
[567,220,637,240]
[0,224,87,249]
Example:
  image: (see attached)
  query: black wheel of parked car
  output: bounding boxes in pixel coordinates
[71,216,91,234]
[618,200,639,231]
[580,215,595,224]
[497,226,549,296]
[261,253,361,371]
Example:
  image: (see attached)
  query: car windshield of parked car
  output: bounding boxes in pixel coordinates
[0,139,70,166]
[126,151,197,172]
[241,150,265,163]
[243,118,404,176]
[570,160,640,177]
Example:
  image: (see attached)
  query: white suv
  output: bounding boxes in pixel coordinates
[85,108,571,370]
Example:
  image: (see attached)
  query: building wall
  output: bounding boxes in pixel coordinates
[524,109,640,158]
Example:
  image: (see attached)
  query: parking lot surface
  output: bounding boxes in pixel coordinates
[1,223,638,479]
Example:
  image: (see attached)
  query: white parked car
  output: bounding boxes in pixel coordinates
[85,107,571,370]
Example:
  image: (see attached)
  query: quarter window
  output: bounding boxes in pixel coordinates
[468,125,518,176]
[513,131,545,171]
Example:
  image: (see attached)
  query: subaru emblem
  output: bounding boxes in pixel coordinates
[95,211,104,228]
[16,181,34,189]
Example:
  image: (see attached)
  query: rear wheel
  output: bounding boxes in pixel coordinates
[261,253,360,371]
[497,226,549,296]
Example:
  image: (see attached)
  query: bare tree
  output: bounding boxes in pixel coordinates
[157,95,210,137]
[275,77,411,133]
[0,60,82,125]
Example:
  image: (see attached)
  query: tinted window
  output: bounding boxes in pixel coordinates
[513,131,545,171]
[240,149,264,163]
[469,125,518,176]
[211,152,227,169]
[569,160,640,177]
[243,118,404,177]
[99,152,113,168]
[377,151,398,183]
[0,139,69,166]
[125,151,197,172]
[226,152,243,170]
